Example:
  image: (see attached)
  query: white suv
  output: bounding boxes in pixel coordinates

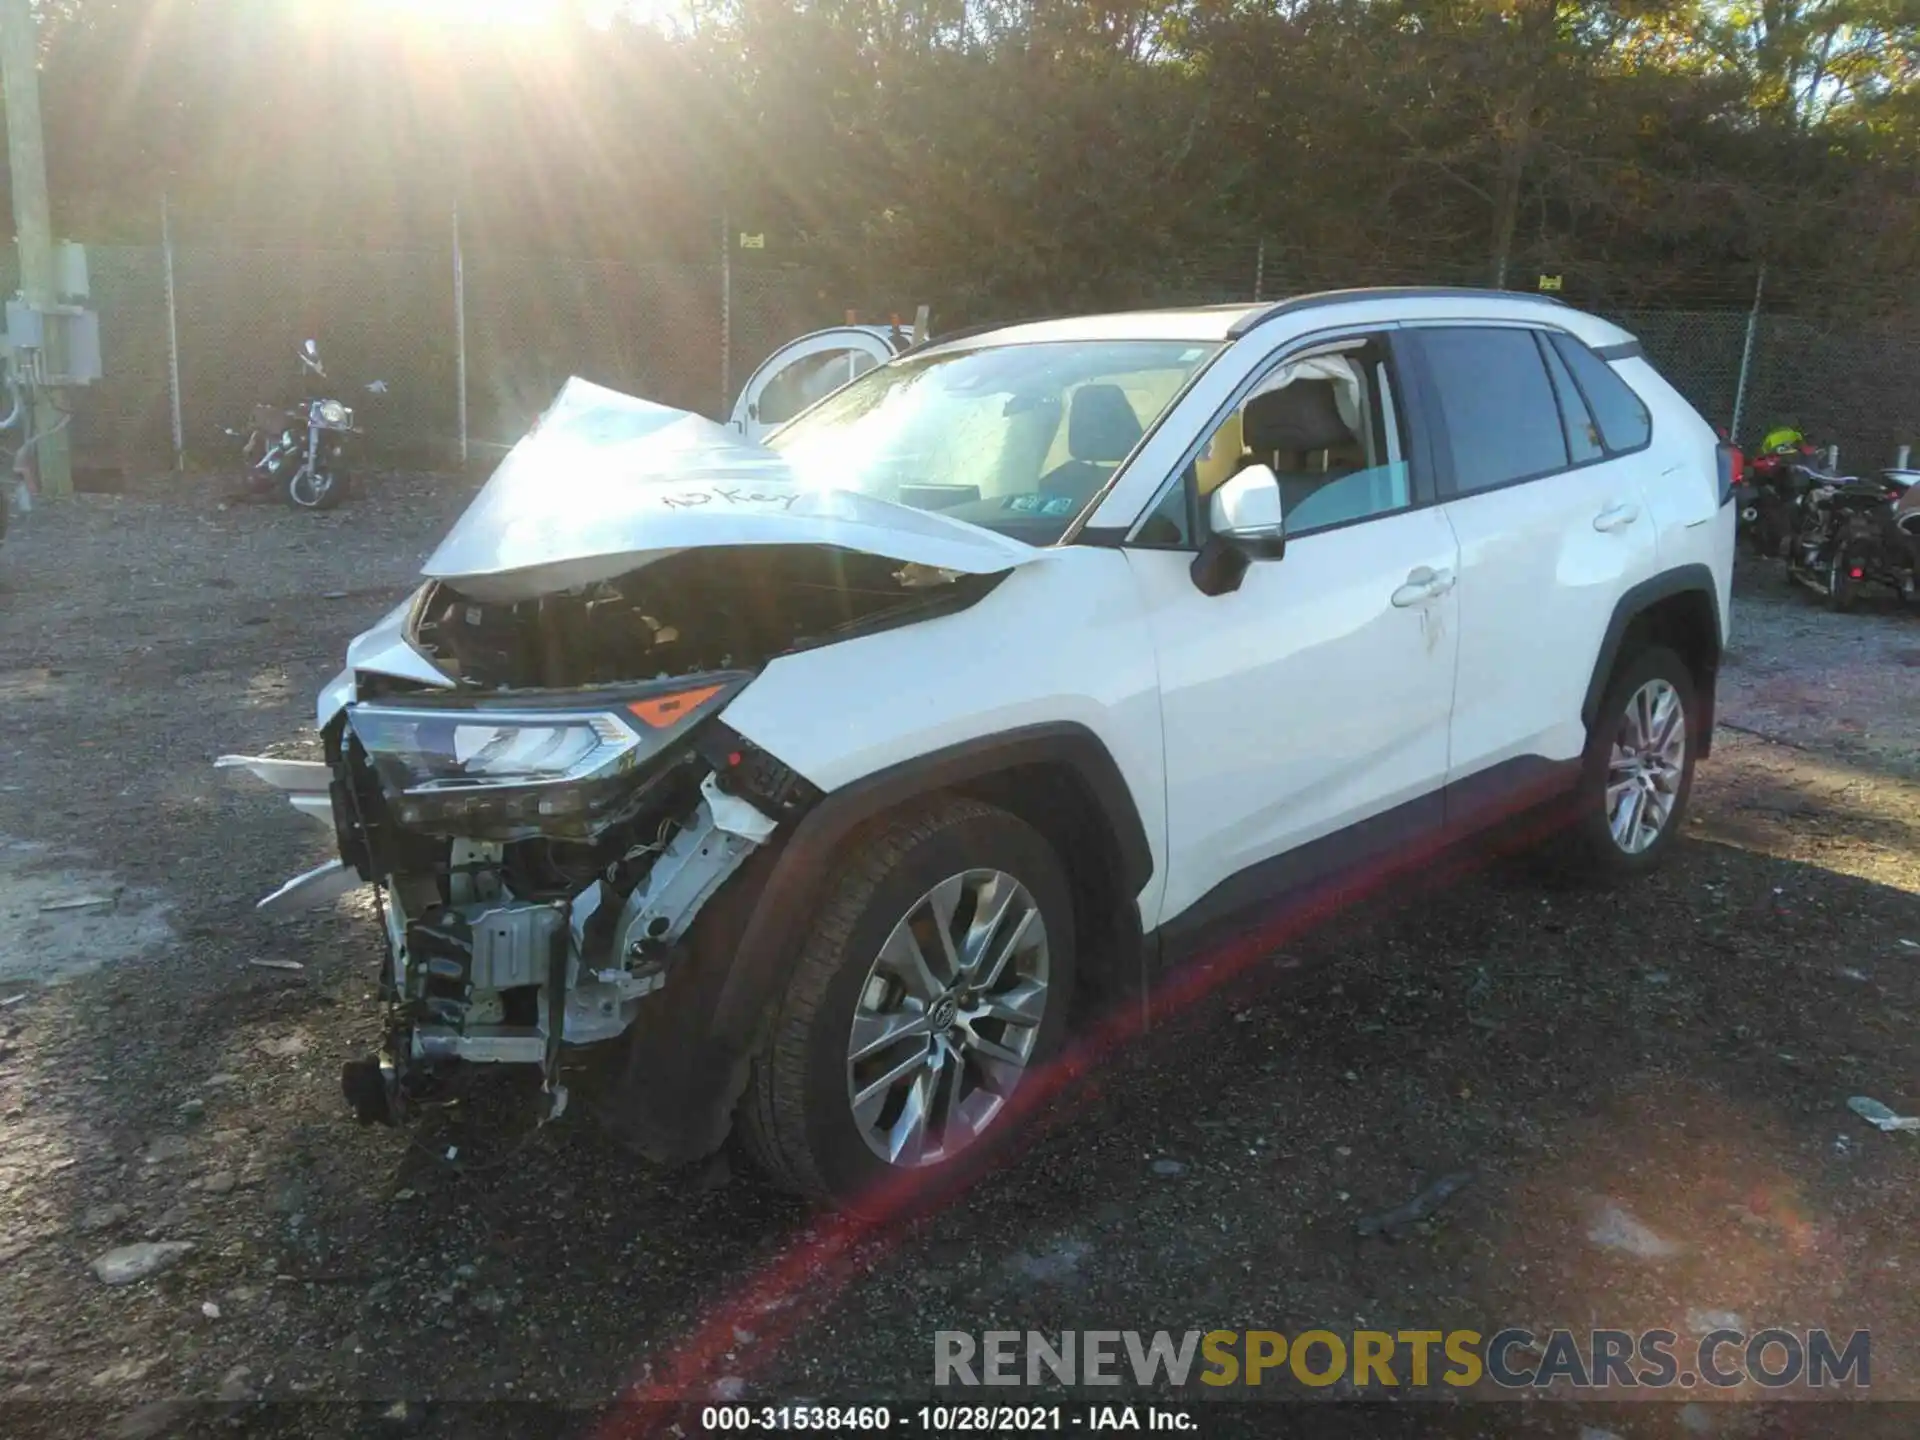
[226,287,1736,1212]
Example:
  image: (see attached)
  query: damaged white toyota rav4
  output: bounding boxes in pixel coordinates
[225,288,1736,1210]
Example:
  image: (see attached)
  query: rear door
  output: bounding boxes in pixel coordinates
[1404,325,1659,787]
[729,327,898,443]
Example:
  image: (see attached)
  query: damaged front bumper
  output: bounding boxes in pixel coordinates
[221,677,815,1132]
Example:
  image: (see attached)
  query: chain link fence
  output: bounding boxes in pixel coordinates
[29,232,1920,481]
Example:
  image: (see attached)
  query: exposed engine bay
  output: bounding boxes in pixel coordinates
[406,545,988,692]
[230,543,1001,1129]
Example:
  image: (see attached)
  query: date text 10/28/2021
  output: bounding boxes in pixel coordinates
[700,1406,1192,1432]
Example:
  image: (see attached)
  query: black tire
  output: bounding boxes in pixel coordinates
[1559,645,1699,883]
[737,796,1076,1213]
[288,465,347,511]
[1824,547,1856,612]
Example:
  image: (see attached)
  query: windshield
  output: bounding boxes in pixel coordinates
[764,339,1220,544]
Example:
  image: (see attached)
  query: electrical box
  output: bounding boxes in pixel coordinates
[48,309,102,386]
[55,242,90,302]
[2,301,102,385]
[4,299,44,352]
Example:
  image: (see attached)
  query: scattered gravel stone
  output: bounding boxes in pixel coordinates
[73,1203,125,1235]
[201,1170,237,1196]
[142,1135,190,1165]
[1586,1201,1683,1259]
[148,1204,189,1233]
[216,1366,256,1404]
[377,1397,426,1432]
[1685,1308,1745,1333]
[177,1098,205,1123]
[88,1357,155,1388]
[110,1399,193,1440]
[93,1241,194,1285]
[1150,1157,1190,1177]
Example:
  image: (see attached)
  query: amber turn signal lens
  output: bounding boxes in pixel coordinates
[627,684,727,729]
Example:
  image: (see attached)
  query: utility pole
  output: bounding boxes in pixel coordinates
[1,0,71,498]
[452,205,468,469]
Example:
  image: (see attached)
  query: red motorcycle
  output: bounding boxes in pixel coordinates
[1735,432,1821,558]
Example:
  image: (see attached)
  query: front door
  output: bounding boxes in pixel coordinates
[730,328,897,443]
[1127,333,1463,932]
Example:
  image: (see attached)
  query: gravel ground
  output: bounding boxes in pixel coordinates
[0,477,1916,1439]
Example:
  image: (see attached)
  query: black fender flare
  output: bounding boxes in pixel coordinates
[710,721,1153,1044]
[600,722,1153,1164]
[1580,563,1723,745]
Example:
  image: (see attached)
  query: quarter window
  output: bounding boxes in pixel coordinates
[1548,333,1652,453]
[1417,327,1568,494]
[1539,335,1605,464]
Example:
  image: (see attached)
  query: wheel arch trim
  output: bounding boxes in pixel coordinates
[709,722,1153,1044]
[1580,563,1723,743]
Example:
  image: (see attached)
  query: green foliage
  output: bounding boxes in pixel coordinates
[9,0,1918,308]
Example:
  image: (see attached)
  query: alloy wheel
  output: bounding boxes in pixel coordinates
[845,868,1049,1168]
[1605,678,1687,855]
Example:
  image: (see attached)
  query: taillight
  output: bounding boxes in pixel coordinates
[1716,443,1741,505]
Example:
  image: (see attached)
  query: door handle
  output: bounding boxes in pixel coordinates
[1593,502,1641,533]
[1391,566,1455,608]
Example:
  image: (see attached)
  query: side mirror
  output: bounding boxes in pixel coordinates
[1191,464,1287,596]
[303,339,319,358]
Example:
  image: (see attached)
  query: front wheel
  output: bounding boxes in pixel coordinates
[738,798,1076,1213]
[287,464,347,511]
[1561,646,1698,882]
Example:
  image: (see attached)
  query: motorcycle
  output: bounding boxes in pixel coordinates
[1736,435,1819,558]
[1784,463,1920,610]
[227,340,386,511]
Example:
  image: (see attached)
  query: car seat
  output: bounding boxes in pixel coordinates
[1040,384,1145,503]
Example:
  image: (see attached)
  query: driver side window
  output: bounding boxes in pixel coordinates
[1136,336,1410,547]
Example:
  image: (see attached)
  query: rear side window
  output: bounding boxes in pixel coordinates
[1416,327,1568,494]
[1547,333,1651,453]
[1538,335,1605,464]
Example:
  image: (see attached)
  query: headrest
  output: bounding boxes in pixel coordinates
[1243,380,1353,454]
[1068,384,1144,463]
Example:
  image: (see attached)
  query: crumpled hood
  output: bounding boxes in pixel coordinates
[423,378,1042,602]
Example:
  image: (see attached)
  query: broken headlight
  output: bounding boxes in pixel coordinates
[346,675,747,840]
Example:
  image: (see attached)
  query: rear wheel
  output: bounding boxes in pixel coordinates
[1561,646,1697,881]
[737,797,1075,1213]
[1825,547,1856,612]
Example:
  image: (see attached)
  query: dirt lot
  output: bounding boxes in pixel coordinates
[0,477,1916,1439]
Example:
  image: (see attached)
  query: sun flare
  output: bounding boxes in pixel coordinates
[370,0,569,24]
[353,0,669,30]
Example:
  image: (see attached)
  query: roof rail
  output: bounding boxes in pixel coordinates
[1225,285,1569,338]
